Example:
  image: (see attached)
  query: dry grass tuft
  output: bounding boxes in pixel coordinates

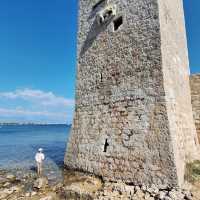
[185,160,200,183]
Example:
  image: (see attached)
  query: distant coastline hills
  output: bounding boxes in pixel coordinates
[0,122,71,126]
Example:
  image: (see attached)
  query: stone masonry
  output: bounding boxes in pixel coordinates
[65,0,200,188]
[190,74,200,143]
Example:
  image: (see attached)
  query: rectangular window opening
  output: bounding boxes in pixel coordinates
[103,139,109,152]
[113,16,123,31]
[100,73,103,82]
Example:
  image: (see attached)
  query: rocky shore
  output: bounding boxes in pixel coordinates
[0,168,200,200]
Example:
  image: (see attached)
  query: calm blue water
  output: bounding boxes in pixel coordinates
[0,124,70,170]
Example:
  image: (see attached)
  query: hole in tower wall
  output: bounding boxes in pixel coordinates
[113,16,123,31]
[106,10,113,17]
[103,139,109,152]
[101,9,114,23]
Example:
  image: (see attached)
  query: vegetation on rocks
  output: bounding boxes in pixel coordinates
[185,160,200,183]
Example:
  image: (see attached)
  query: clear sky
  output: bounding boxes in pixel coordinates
[0,0,199,123]
[184,0,200,74]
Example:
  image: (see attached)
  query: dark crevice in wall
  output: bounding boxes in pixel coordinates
[113,16,123,31]
[103,139,109,152]
[100,73,103,82]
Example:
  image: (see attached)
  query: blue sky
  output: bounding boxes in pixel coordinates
[184,0,200,74]
[0,0,199,123]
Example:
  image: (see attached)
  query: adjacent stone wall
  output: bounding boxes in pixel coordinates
[158,0,200,184]
[190,74,200,143]
[65,0,199,187]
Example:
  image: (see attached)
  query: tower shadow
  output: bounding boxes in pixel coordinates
[80,17,113,57]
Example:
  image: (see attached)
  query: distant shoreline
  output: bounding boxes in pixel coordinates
[0,123,71,126]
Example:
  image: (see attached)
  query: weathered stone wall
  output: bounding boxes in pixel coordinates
[190,74,200,143]
[158,0,200,185]
[65,0,199,187]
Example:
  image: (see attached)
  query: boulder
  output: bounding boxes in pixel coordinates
[3,182,11,187]
[6,174,16,181]
[33,177,48,189]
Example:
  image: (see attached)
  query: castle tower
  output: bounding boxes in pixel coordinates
[65,0,200,187]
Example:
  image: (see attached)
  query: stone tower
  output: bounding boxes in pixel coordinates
[65,0,200,187]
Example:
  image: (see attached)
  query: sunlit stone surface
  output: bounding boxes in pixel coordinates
[65,0,200,187]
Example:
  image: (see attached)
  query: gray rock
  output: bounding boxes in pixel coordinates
[146,184,159,196]
[6,174,16,181]
[184,191,193,200]
[141,185,147,191]
[158,191,167,199]
[135,186,141,192]
[144,192,151,200]
[3,182,11,187]
[33,177,48,189]
[135,189,145,198]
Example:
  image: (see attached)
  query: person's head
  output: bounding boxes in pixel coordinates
[38,148,43,153]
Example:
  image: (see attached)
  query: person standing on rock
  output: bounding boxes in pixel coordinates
[35,148,45,176]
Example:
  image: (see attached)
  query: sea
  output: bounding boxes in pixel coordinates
[0,124,70,171]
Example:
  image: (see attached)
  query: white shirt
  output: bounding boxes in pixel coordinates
[35,152,45,163]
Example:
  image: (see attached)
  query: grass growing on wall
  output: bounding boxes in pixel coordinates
[185,160,200,183]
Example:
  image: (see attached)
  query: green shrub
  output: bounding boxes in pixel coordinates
[185,160,200,183]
